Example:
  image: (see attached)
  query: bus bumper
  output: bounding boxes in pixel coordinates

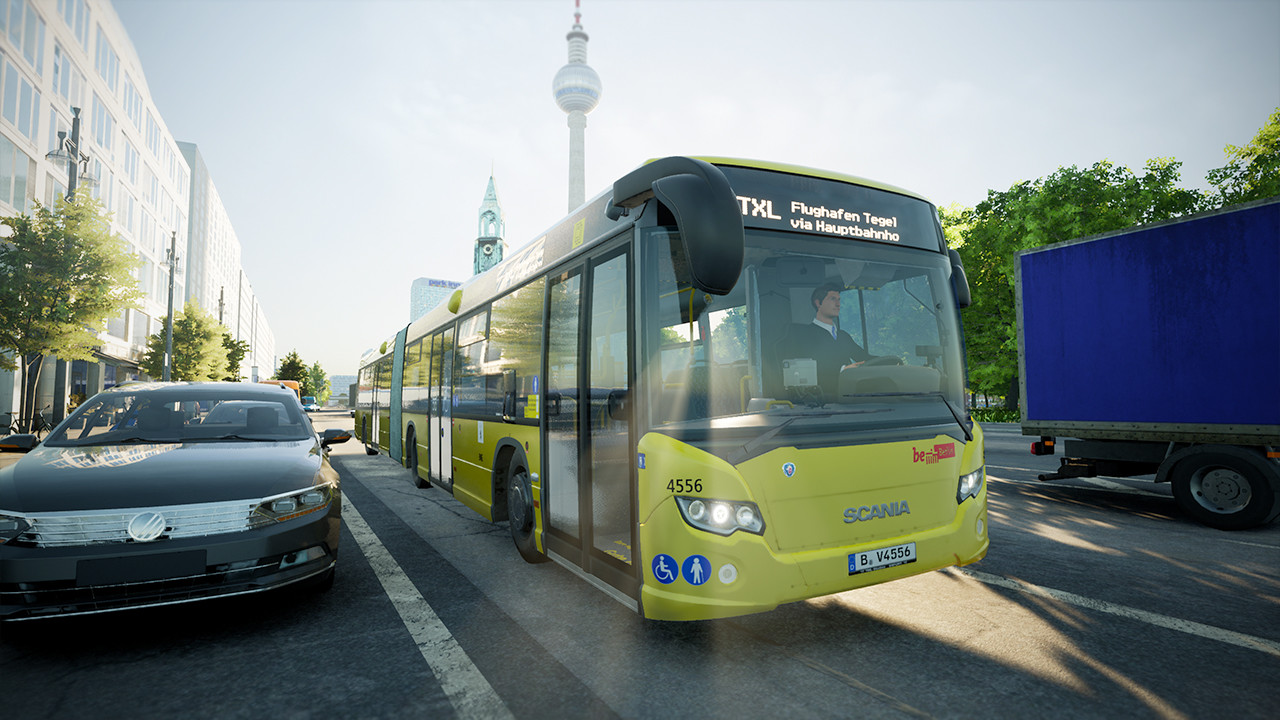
[638,488,988,622]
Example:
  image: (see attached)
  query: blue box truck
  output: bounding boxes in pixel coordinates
[1016,197,1280,529]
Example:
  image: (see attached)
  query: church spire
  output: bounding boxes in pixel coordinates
[474,174,506,274]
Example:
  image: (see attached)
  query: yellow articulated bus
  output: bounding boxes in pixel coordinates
[355,157,987,620]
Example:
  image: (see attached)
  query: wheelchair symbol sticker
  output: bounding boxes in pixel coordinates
[652,554,677,584]
[682,555,711,586]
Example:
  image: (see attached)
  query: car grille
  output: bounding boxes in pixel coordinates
[16,499,268,548]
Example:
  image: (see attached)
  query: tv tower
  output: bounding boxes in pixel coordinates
[552,0,602,212]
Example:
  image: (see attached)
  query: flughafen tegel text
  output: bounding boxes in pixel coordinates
[736,195,903,242]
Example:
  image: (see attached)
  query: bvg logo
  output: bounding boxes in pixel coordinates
[912,443,956,464]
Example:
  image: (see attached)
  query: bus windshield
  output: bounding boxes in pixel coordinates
[642,226,966,441]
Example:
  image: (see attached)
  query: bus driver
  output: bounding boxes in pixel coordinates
[786,282,872,395]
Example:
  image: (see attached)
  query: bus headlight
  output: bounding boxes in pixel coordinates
[957,467,984,504]
[675,497,764,536]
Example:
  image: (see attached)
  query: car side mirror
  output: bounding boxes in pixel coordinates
[321,428,352,449]
[0,433,40,453]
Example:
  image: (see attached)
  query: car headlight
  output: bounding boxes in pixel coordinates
[0,511,31,545]
[957,467,984,503]
[675,497,765,536]
[250,486,335,526]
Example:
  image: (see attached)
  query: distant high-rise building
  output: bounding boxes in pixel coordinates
[474,174,506,274]
[552,0,601,211]
[180,142,274,379]
[410,278,462,322]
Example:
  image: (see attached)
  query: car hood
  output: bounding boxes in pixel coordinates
[0,440,325,513]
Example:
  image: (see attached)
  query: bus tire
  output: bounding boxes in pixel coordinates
[1169,446,1280,530]
[407,429,430,488]
[507,457,548,564]
[363,418,377,455]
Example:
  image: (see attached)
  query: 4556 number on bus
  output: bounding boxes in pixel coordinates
[667,478,703,494]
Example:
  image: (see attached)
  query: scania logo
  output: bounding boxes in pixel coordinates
[844,501,910,524]
[127,511,166,542]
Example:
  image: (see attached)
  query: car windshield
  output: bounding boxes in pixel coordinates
[641,226,967,441]
[43,386,314,446]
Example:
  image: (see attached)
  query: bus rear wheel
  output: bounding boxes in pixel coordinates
[363,418,377,455]
[507,458,548,564]
[407,430,430,489]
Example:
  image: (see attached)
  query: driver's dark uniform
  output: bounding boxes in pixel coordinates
[783,322,871,396]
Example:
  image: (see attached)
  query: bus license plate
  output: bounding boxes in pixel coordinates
[848,542,917,575]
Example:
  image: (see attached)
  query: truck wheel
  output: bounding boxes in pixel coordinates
[1169,448,1280,530]
[507,457,548,564]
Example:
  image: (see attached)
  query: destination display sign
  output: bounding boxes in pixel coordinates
[717,165,942,252]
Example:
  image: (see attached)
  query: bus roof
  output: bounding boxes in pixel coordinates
[368,156,940,368]
[691,157,934,205]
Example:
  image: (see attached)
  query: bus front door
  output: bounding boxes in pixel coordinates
[544,251,638,602]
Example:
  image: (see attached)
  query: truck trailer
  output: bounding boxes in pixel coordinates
[1016,197,1280,530]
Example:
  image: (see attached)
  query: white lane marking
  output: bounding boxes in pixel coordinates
[343,495,514,720]
[953,568,1280,658]
[1221,539,1280,550]
[1078,476,1136,492]
[987,471,1165,497]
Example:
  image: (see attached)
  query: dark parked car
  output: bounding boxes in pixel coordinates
[0,382,350,621]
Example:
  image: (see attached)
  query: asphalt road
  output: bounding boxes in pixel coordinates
[1,414,1276,719]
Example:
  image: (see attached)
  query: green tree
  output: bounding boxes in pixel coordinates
[221,332,250,381]
[0,191,140,431]
[277,350,307,384]
[306,361,331,403]
[1207,108,1280,207]
[953,158,1205,407]
[937,202,974,250]
[139,300,228,381]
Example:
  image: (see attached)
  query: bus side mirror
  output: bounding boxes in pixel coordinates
[607,389,630,421]
[608,157,744,296]
[501,370,517,418]
[948,249,971,309]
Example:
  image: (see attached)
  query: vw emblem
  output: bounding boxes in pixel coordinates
[127,511,166,542]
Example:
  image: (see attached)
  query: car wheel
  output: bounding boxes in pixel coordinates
[507,457,548,563]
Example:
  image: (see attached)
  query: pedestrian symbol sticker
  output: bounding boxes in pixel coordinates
[682,555,711,586]
[652,554,677,584]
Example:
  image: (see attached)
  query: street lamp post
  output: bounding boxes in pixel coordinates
[46,107,94,201]
[163,230,178,381]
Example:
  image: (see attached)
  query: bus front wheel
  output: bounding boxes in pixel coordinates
[507,458,548,564]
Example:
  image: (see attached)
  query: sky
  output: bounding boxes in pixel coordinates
[110,0,1280,377]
